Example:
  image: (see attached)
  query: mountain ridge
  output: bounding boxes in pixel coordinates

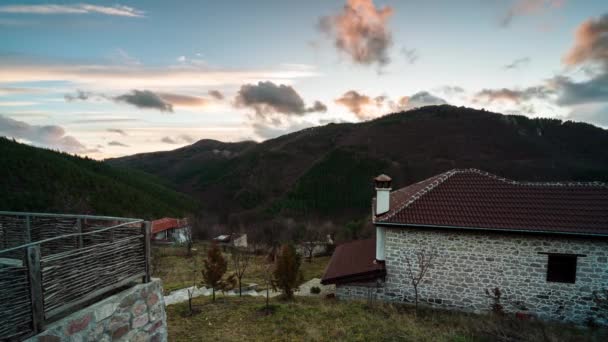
[107,104,608,227]
[0,137,198,219]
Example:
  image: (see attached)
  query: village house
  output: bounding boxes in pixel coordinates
[321,169,608,325]
[151,217,190,244]
[213,233,248,248]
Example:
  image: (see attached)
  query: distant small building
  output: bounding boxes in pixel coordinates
[151,217,190,244]
[213,233,247,248]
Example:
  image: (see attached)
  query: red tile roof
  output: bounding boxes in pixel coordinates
[151,217,187,235]
[321,238,385,285]
[374,169,608,236]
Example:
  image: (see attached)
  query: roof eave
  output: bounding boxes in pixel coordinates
[321,269,386,285]
[374,222,608,238]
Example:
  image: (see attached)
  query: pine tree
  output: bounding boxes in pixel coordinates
[272,244,302,300]
[202,242,227,301]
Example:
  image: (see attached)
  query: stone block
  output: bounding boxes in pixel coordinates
[149,303,164,322]
[108,313,130,332]
[111,325,129,340]
[95,302,118,322]
[147,292,159,306]
[132,314,149,329]
[131,301,147,317]
[66,313,92,336]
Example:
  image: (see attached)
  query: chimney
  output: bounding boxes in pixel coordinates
[374,174,391,262]
[374,174,392,216]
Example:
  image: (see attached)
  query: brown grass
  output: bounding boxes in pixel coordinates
[152,242,330,293]
[167,296,607,342]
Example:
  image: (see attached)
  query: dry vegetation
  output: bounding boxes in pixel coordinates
[167,296,607,342]
[152,242,330,293]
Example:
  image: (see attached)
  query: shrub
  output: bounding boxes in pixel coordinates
[202,242,227,301]
[485,287,504,315]
[272,244,302,299]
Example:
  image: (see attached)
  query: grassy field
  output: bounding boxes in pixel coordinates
[152,242,330,293]
[166,296,607,342]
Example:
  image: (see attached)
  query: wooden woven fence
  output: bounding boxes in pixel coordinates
[0,212,151,341]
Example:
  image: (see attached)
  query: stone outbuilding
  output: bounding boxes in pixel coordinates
[322,169,608,325]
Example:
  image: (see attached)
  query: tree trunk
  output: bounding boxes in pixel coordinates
[266,286,270,314]
[414,286,419,316]
[212,287,215,301]
[239,278,242,297]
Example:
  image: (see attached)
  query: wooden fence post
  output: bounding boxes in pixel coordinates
[25,215,31,243]
[143,221,151,283]
[27,245,44,333]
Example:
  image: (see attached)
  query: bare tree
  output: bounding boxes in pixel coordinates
[403,249,436,314]
[183,223,194,257]
[263,262,273,315]
[231,247,252,296]
[186,255,198,315]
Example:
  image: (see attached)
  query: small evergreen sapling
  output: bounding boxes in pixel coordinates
[272,244,302,300]
[202,242,227,301]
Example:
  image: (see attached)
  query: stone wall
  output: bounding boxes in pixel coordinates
[337,227,608,325]
[27,278,167,342]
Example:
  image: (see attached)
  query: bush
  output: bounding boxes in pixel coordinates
[272,244,302,299]
[310,286,321,294]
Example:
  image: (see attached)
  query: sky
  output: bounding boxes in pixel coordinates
[0,0,607,159]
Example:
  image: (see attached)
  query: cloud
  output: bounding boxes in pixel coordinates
[551,74,608,106]
[0,87,41,96]
[235,81,326,116]
[109,48,141,66]
[437,85,465,96]
[108,141,129,147]
[398,91,448,109]
[157,92,208,107]
[473,86,553,104]
[500,0,564,27]
[252,119,317,140]
[114,90,173,112]
[0,57,320,91]
[72,118,138,124]
[336,90,447,119]
[66,89,210,109]
[208,90,224,100]
[160,134,196,145]
[553,13,608,106]
[318,0,394,67]
[64,90,94,102]
[107,128,127,136]
[0,3,144,17]
[401,47,419,64]
[0,114,91,153]
[504,57,531,69]
[562,14,608,67]
[335,90,373,119]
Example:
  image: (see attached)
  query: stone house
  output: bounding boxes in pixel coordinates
[321,169,608,325]
[151,217,190,244]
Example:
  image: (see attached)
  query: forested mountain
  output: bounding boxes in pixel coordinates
[108,105,608,227]
[0,137,197,219]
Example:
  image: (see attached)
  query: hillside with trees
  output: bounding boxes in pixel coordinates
[109,105,608,232]
[0,137,197,219]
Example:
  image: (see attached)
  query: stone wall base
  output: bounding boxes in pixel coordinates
[27,278,168,342]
